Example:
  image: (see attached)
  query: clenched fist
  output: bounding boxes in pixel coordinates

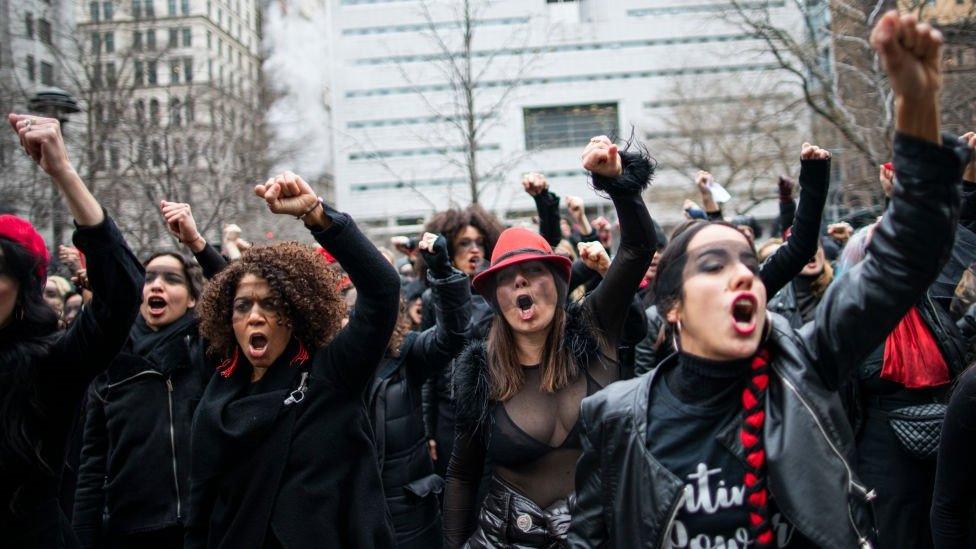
[578,241,611,277]
[800,142,830,161]
[581,136,622,178]
[522,173,549,197]
[254,171,328,228]
[8,114,74,178]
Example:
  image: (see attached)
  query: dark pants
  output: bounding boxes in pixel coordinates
[464,476,570,549]
[107,526,184,549]
[856,408,936,549]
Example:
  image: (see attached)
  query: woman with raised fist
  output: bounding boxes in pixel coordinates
[0,114,143,548]
[569,12,969,548]
[443,135,658,548]
[369,232,471,549]
[185,171,401,549]
[72,201,218,549]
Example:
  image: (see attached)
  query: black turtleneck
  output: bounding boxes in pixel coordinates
[646,353,809,547]
[793,274,820,325]
[663,352,751,408]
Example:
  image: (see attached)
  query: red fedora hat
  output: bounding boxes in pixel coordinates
[472,227,572,295]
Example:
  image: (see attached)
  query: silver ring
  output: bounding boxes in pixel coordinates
[24,118,32,129]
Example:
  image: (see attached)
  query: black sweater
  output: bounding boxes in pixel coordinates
[0,216,143,548]
[185,208,401,549]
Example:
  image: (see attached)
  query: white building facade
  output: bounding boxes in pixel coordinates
[324,0,808,238]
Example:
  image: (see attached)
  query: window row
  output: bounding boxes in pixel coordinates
[25,56,55,86]
[24,13,53,45]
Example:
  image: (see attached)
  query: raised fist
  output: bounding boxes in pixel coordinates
[581,136,622,178]
[8,114,74,178]
[58,245,83,274]
[577,241,611,277]
[254,171,319,219]
[592,216,611,232]
[566,195,585,218]
[695,171,713,195]
[962,131,976,182]
[800,142,830,161]
[521,172,549,197]
[879,163,894,198]
[418,232,452,278]
[160,201,203,248]
[827,222,854,243]
[870,11,943,101]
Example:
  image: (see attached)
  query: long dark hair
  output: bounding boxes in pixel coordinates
[0,237,61,508]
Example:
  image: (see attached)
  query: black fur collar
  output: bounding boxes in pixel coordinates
[452,301,602,431]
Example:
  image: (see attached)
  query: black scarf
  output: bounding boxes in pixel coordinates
[189,339,309,545]
[129,312,196,357]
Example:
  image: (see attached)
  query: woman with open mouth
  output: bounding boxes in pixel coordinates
[0,114,143,548]
[185,171,401,549]
[73,195,236,549]
[443,134,657,548]
[569,12,971,548]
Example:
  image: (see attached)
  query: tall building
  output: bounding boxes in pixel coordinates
[0,0,79,223]
[74,0,270,252]
[322,0,809,238]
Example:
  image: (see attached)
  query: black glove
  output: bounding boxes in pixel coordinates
[421,235,453,279]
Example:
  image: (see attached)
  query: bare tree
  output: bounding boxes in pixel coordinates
[648,75,803,215]
[367,0,551,205]
[724,0,975,209]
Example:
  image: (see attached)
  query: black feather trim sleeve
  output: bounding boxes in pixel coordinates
[590,148,656,196]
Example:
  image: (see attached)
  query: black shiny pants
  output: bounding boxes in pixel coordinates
[463,476,571,549]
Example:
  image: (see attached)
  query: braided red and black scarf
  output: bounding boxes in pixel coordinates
[741,347,773,547]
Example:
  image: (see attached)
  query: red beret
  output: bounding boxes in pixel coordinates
[0,215,49,284]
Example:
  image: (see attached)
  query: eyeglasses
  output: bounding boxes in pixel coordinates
[455,238,485,251]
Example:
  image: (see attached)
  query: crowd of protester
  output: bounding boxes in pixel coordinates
[3,11,976,549]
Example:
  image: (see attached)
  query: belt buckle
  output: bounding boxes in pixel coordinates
[516,513,533,533]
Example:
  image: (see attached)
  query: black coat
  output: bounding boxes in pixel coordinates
[0,217,143,548]
[368,268,471,548]
[568,133,970,548]
[73,316,209,547]
[185,209,401,549]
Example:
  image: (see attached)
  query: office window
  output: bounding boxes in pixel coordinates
[170,59,180,83]
[40,61,54,86]
[89,1,99,22]
[183,57,193,81]
[91,32,101,53]
[133,30,143,50]
[182,27,191,47]
[149,98,160,124]
[147,29,156,50]
[523,103,619,150]
[147,60,158,84]
[169,28,178,48]
[168,0,176,16]
[38,19,52,45]
[152,140,162,166]
[145,0,155,17]
[105,62,116,85]
[132,0,142,19]
[169,97,182,126]
[185,97,194,122]
[135,99,146,123]
[25,13,34,38]
[207,30,212,48]
[181,0,189,14]
[103,1,114,20]
[134,59,144,85]
[26,56,36,81]
[104,32,115,53]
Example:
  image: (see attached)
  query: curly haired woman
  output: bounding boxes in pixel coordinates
[185,172,401,549]
[569,13,969,548]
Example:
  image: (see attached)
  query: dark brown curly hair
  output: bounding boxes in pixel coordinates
[424,204,505,260]
[197,242,345,359]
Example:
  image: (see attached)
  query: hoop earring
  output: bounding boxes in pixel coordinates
[672,320,683,352]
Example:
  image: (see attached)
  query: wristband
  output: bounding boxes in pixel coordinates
[298,197,324,221]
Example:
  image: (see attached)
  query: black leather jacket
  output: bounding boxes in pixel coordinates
[569,133,970,548]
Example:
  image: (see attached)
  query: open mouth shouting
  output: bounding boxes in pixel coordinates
[248,332,270,360]
[146,296,168,317]
[731,293,758,336]
[516,294,535,322]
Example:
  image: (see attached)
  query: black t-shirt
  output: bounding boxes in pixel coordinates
[647,356,815,548]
